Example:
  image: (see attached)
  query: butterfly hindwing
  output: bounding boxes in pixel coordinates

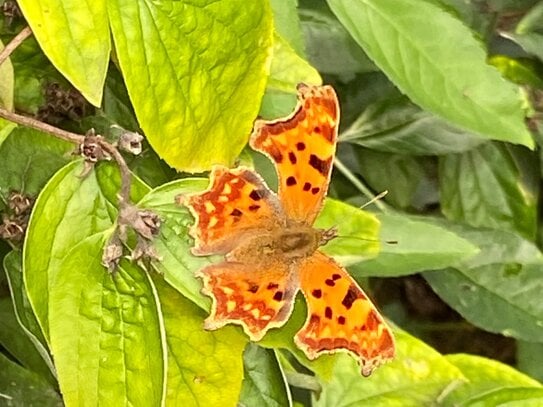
[250,84,339,224]
[296,251,395,376]
[197,261,298,341]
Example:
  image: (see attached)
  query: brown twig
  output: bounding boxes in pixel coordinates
[0,26,32,67]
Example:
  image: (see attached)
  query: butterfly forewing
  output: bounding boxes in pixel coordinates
[183,166,284,255]
[250,84,339,225]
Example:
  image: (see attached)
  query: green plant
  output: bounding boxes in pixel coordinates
[1,0,543,405]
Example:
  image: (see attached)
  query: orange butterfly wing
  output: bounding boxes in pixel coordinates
[250,84,339,224]
[296,251,395,376]
[182,166,284,255]
[197,261,298,341]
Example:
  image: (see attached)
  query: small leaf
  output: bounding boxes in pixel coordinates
[0,298,55,385]
[17,0,110,105]
[4,251,55,384]
[501,32,543,62]
[425,263,543,342]
[300,8,376,77]
[108,0,273,171]
[137,178,212,310]
[154,277,246,406]
[314,330,465,406]
[270,0,305,55]
[0,352,62,407]
[353,213,478,277]
[328,0,533,148]
[0,127,73,201]
[439,142,538,240]
[442,353,542,405]
[239,344,292,407]
[267,32,321,93]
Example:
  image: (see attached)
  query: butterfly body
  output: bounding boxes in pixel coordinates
[183,84,395,376]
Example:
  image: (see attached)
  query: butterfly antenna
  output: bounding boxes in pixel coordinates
[360,190,388,210]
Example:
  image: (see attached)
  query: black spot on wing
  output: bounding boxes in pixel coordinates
[342,285,358,310]
[309,154,331,176]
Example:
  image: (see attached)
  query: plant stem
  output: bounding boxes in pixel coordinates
[334,157,387,212]
[0,26,32,67]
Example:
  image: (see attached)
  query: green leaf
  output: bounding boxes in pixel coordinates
[300,8,376,77]
[462,387,543,406]
[0,298,56,385]
[314,330,465,406]
[239,344,292,407]
[138,178,212,310]
[49,238,165,406]
[154,276,246,406]
[268,32,321,93]
[439,142,538,240]
[517,341,543,382]
[270,0,305,56]
[353,213,478,277]
[502,32,543,62]
[4,251,56,384]
[0,126,73,201]
[339,94,484,155]
[351,147,433,209]
[16,0,110,106]
[516,1,543,34]
[0,38,14,110]
[328,0,533,148]
[314,198,380,266]
[108,0,273,171]
[0,352,62,407]
[441,353,541,405]
[24,161,150,339]
[425,263,543,342]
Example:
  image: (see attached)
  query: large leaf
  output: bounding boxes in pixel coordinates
[0,352,62,407]
[24,160,164,405]
[328,0,533,148]
[353,213,478,277]
[24,161,149,338]
[49,237,165,406]
[517,341,543,382]
[314,330,465,406]
[108,0,273,171]
[155,277,246,406]
[239,344,292,407]
[16,0,110,106]
[440,142,538,240]
[461,387,543,406]
[442,354,542,405]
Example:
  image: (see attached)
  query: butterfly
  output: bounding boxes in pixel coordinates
[182,84,395,376]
